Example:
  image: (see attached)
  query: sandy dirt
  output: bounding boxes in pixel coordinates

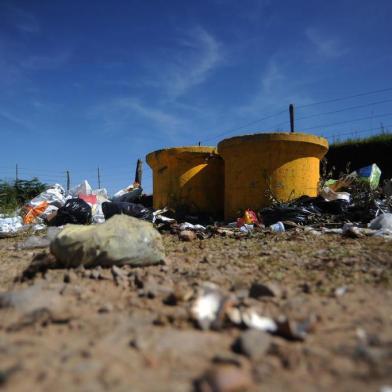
[0,230,391,392]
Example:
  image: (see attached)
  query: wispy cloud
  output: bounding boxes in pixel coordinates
[89,96,185,140]
[21,50,72,70]
[305,28,346,58]
[1,4,40,34]
[115,98,182,130]
[0,109,32,131]
[237,60,314,128]
[145,26,224,100]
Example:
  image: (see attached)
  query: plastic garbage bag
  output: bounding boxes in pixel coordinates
[92,188,108,199]
[102,201,153,221]
[23,201,49,224]
[260,195,349,226]
[92,202,105,224]
[28,184,65,208]
[49,198,92,226]
[0,216,24,237]
[112,183,143,203]
[69,180,92,197]
[79,194,97,205]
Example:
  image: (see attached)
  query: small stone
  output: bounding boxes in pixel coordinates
[195,365,253,392]
[98,303,113,313]
[233,329,271,361]
[275,316,315,341]
[63,270,78,284]
[179,230,196,241]
[249,282,282,299]
[89,268,101,280]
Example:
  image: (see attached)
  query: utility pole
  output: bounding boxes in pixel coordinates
[134,159,143,185]
[289,104,295,133]
[66,170,70,192]
[97,167,101,189]
[15,164,19,183]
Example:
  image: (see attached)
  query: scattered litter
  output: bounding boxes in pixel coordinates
[191,283,231,330]
[239,224,254,233]
[242,309,277,332]
[269,221,285,232]
[320,187,351,202]
[357,163,381,189]
[237,209,259,227]
[334,286,348,297]
[179,222,206,231]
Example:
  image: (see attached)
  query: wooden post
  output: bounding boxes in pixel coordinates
[97,167,101,189]
[66,170,70,192]
[134,159,143,185]
[289,104,295,133]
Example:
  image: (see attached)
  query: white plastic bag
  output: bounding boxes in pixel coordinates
[70,180,92,197]
[28,184,66,208]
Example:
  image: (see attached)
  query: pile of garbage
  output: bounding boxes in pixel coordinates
[0,179,171,238]
[1,163,392,241]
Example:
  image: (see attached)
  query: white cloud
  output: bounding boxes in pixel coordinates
[237,60,314,129]
[116,98,182,130]
[89,97,185,141]
[305,28,346,58]
[145,26,223,100]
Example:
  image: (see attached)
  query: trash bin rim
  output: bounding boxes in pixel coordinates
[217,132,329,152]
[146,146,219,166]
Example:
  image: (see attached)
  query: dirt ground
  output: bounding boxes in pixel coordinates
[0,229,391,392]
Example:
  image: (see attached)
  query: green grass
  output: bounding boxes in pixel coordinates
[0,178,47,215]
[331,131,392,147]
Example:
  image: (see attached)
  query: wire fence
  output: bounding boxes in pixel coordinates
[1,86,391,189]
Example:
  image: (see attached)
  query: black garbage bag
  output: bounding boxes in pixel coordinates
[113,187,143,203]
[260,195,350,226]
[260,205,318,226]
[102,201,153,221]
[49,198,92,226]
[310,197,349,214]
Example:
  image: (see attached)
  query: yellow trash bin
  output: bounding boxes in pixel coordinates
[146,146,224,217]
[217,132,328,221]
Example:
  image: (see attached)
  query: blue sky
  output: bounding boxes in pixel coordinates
[1,0,391,194]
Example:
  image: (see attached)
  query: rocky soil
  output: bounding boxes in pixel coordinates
[0,230,391,391]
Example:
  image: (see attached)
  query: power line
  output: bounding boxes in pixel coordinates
[201,109,287,143]
[297,87,392,109]
[326,123,392,139]
[301,112,392,132]
[201,86,392,143]
[275,98,392,128]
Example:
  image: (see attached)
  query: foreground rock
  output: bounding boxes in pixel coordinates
[50,215,165,268]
